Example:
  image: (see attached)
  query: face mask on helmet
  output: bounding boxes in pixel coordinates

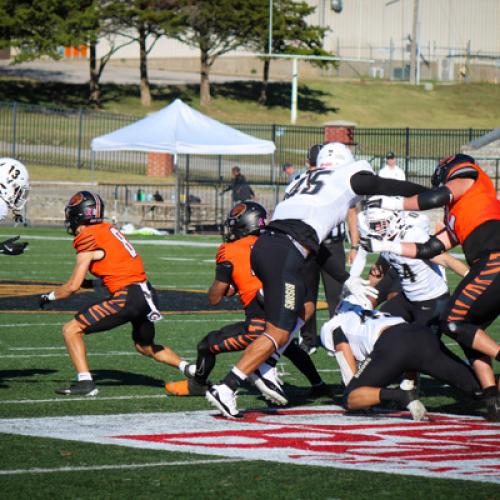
[223,201,267,242]
[363,205,402,240]
[64,191,105,235]
[316,142,354,169]
[0,158,30,210]
[431,153,476,187]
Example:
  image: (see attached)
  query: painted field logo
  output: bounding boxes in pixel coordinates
[1,406,498,483]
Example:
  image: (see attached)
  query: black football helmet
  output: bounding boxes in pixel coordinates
[223,201,267,242]
[431,154,475,187]
[307,143,324,167]
[65,191,105,235]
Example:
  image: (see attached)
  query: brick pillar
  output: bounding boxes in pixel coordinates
[323,120,357,146]
[147,153,175,177]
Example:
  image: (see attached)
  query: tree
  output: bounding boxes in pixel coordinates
[246,0,334,105]
[106,1,187,107]
[172,0,267,107]
[0,0,76,61]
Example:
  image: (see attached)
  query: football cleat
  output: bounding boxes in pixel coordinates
[406,399,427,421]
[250,369,288,405]
[55,380,98,396]
[403,389,427,421]
[206,384,242,419]
[165,379,208,397]
[485,394,500,422]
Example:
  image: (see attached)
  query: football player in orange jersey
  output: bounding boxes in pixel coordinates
[362,154,500,420]
[165,201,328,406]
[39,191,192,396]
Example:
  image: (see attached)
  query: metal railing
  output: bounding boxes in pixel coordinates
[0,101,495,183]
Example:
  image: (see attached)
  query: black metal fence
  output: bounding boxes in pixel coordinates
[0,100,495,185]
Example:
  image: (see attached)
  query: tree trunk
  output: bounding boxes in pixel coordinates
[139,25,151,107]
[258,58,271,105]
[200,50,211,107]
[89,40,101,106]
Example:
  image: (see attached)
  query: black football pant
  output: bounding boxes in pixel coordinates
[301,239,347,348]
[195,320,322,387]
[344,323,481,405]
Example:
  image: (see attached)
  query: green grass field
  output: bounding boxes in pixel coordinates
[0,226,499,499]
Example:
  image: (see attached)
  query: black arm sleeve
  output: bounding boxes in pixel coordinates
[350,171,427,197]
[414,236,446,259]
[417,186,453,210]
[215,261,233,283]
[332,327,348,348]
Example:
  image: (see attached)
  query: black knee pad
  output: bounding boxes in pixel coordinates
[443,321,478,348]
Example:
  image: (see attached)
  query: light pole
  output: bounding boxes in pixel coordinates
[268,0,273,55]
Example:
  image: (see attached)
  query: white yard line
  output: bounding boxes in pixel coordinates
[0,352,137,358]
[0,458,246,476]
[1,323,65,328]
[0,394,167,404]
[7,235,219,248]
[9,347,67,351]
[1,319,234,328]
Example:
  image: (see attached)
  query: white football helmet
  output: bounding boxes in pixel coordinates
[363,198,403,240]
[316,142,354,169]
[0,158,30,210]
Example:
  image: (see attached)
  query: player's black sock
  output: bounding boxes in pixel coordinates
[482,385,498,398]
[194,352,216,385]
[380,388,413,406]
[222,369,246,392]
[283,342,323,386]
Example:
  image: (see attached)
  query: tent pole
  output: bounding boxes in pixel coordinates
[271,152,279,205]
[174,154,180,234]
[184,154,190,234]
[90,150,96,184]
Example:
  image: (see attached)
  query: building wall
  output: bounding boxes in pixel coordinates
[311,0,500,59]
[71,1,500,82]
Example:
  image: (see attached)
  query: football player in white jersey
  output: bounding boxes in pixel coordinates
[352,204,468,327]
[320,297,489,420]
[206,142,430,419]
[0,158,30,255]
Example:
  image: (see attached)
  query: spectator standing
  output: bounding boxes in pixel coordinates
[282,162,297,183]
[221,166,255,204]
[379,152,406,181]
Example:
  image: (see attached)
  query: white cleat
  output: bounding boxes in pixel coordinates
[407,399,428,421]
[206,384,242,419]
[250,369,288,406]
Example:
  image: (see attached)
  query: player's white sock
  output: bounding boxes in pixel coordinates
[232,366,247,381]
[77,372,92,382]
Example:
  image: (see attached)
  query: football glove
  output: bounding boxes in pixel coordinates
[365,195,404,211]
[0,236,28,255]
[343,275,379,310]
[360,236,402,254]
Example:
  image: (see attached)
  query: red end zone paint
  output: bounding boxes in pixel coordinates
[114,408,500,483]
[0,406,498,483]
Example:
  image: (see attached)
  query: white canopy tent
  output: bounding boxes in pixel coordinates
[91,98,275,155]
[91,99,276,232]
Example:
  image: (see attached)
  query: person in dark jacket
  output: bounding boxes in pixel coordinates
[221,166,255,204]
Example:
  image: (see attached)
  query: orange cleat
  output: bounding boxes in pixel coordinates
[165,379,207,396]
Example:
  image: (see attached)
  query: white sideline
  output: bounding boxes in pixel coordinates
[0,458,246,476]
